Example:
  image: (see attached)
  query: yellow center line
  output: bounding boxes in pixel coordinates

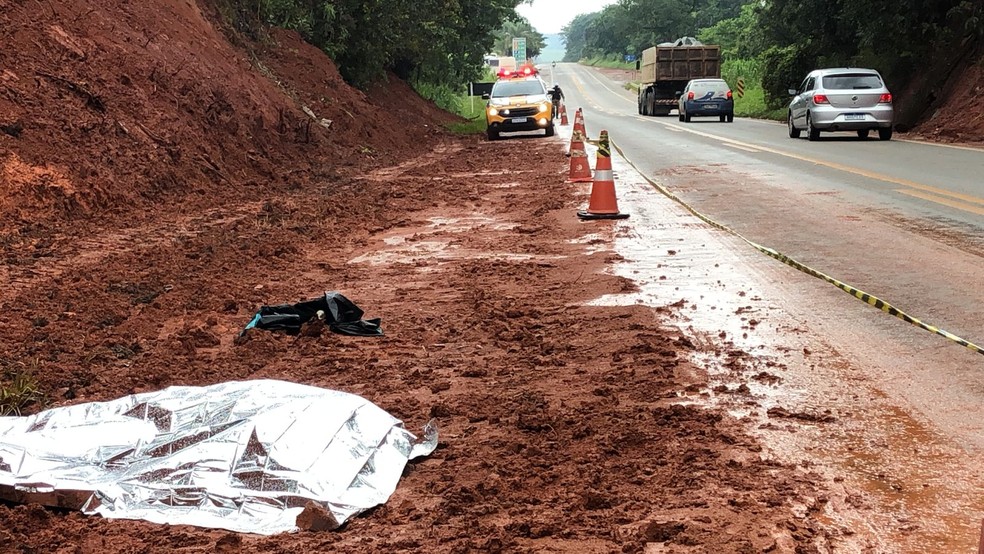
[895,189,984,215]
[724,143,761,153]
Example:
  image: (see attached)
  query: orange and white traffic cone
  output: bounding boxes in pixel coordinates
[577,130,629,220]
[566,128,593,183]
[574,108,588,139]
[567,108,588,156]
[560,103,569,126]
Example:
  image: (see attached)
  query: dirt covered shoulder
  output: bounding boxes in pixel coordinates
[0,133,838,552]
[0,0,844,552]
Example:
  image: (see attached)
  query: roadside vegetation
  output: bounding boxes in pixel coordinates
[564,0,983,127]
[0,361,46,416]
[413,68,494,135]
[580,55,634,70]
[214,0,525,91]
[213,0,549,133]
[212,0,979,129]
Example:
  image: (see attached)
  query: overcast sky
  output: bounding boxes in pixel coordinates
[515,0,616,35]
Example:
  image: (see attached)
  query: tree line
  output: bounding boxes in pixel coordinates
[561,0,983,124]
[223,0,527,88]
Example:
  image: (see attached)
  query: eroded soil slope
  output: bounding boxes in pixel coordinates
[0,0,452,233]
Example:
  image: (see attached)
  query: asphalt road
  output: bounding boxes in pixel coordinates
[551,61,983,357]
[544,62,984,551]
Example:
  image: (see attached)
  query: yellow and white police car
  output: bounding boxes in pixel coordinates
[483,65,554,141]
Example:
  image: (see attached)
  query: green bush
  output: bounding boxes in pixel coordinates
[760,45,813,110]
[413,80,488,135]
[413,81,463,113]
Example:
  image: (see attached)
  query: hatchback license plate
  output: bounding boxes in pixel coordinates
[845,114,865,120]
[511,117,528,123]
[703,104,718,109]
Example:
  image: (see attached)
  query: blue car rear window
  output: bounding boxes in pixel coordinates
[689,81,728,94]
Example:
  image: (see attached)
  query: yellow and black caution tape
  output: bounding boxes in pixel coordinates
[609,139,984,356]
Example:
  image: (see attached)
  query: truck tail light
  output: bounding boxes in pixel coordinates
[687,91,694,100]
[879,93,892,103]
[813,94,829,104]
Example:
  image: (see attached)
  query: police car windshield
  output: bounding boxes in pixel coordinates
[492,80,545,98]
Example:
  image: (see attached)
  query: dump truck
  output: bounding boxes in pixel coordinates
[637,38,721,117]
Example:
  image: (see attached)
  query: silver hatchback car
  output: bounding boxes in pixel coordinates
[787,68,894,141]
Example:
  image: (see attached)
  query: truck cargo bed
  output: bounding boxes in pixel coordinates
[640,45,721,83]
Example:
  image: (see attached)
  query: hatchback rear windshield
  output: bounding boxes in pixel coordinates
[689,80,728,93]
[492,80,545,97]
[821,74,883,90]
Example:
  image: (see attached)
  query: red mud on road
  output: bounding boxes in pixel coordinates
[1,1,962,552]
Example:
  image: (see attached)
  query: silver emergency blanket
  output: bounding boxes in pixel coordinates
[0,379,437,534]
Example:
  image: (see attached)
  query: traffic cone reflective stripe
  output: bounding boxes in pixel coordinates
[568,108,588,156]
[567,108,585,154]
[567,129,593,183]
[577,130,629,220]
[574,109,587,139]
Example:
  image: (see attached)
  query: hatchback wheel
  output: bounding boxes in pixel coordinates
[719,115,726,122]
[684,112,692,122]
[726,112,734,123]
[787,113,801,138]
[857,130,869,139]
[878,127,893,141]
[678,111,684,122]
[807,113,820,141]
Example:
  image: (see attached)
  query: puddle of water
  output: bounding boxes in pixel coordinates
[568,233,609,255]
[428,215,518,232]
[348,212,565,267]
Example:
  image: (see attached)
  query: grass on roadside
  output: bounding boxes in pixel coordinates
[413,79,489,135]
[446,97,488,134]
[0,360,47,416]
[731,84,786,121]
[580,55,636,70]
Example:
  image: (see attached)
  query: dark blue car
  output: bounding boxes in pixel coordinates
[678,79,734,122]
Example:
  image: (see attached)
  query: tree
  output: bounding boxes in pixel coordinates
[561,12,600,62]
[697,3,764,60]
[240,0,525,88]
[754,0,982,111]
[493,17,546,60]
